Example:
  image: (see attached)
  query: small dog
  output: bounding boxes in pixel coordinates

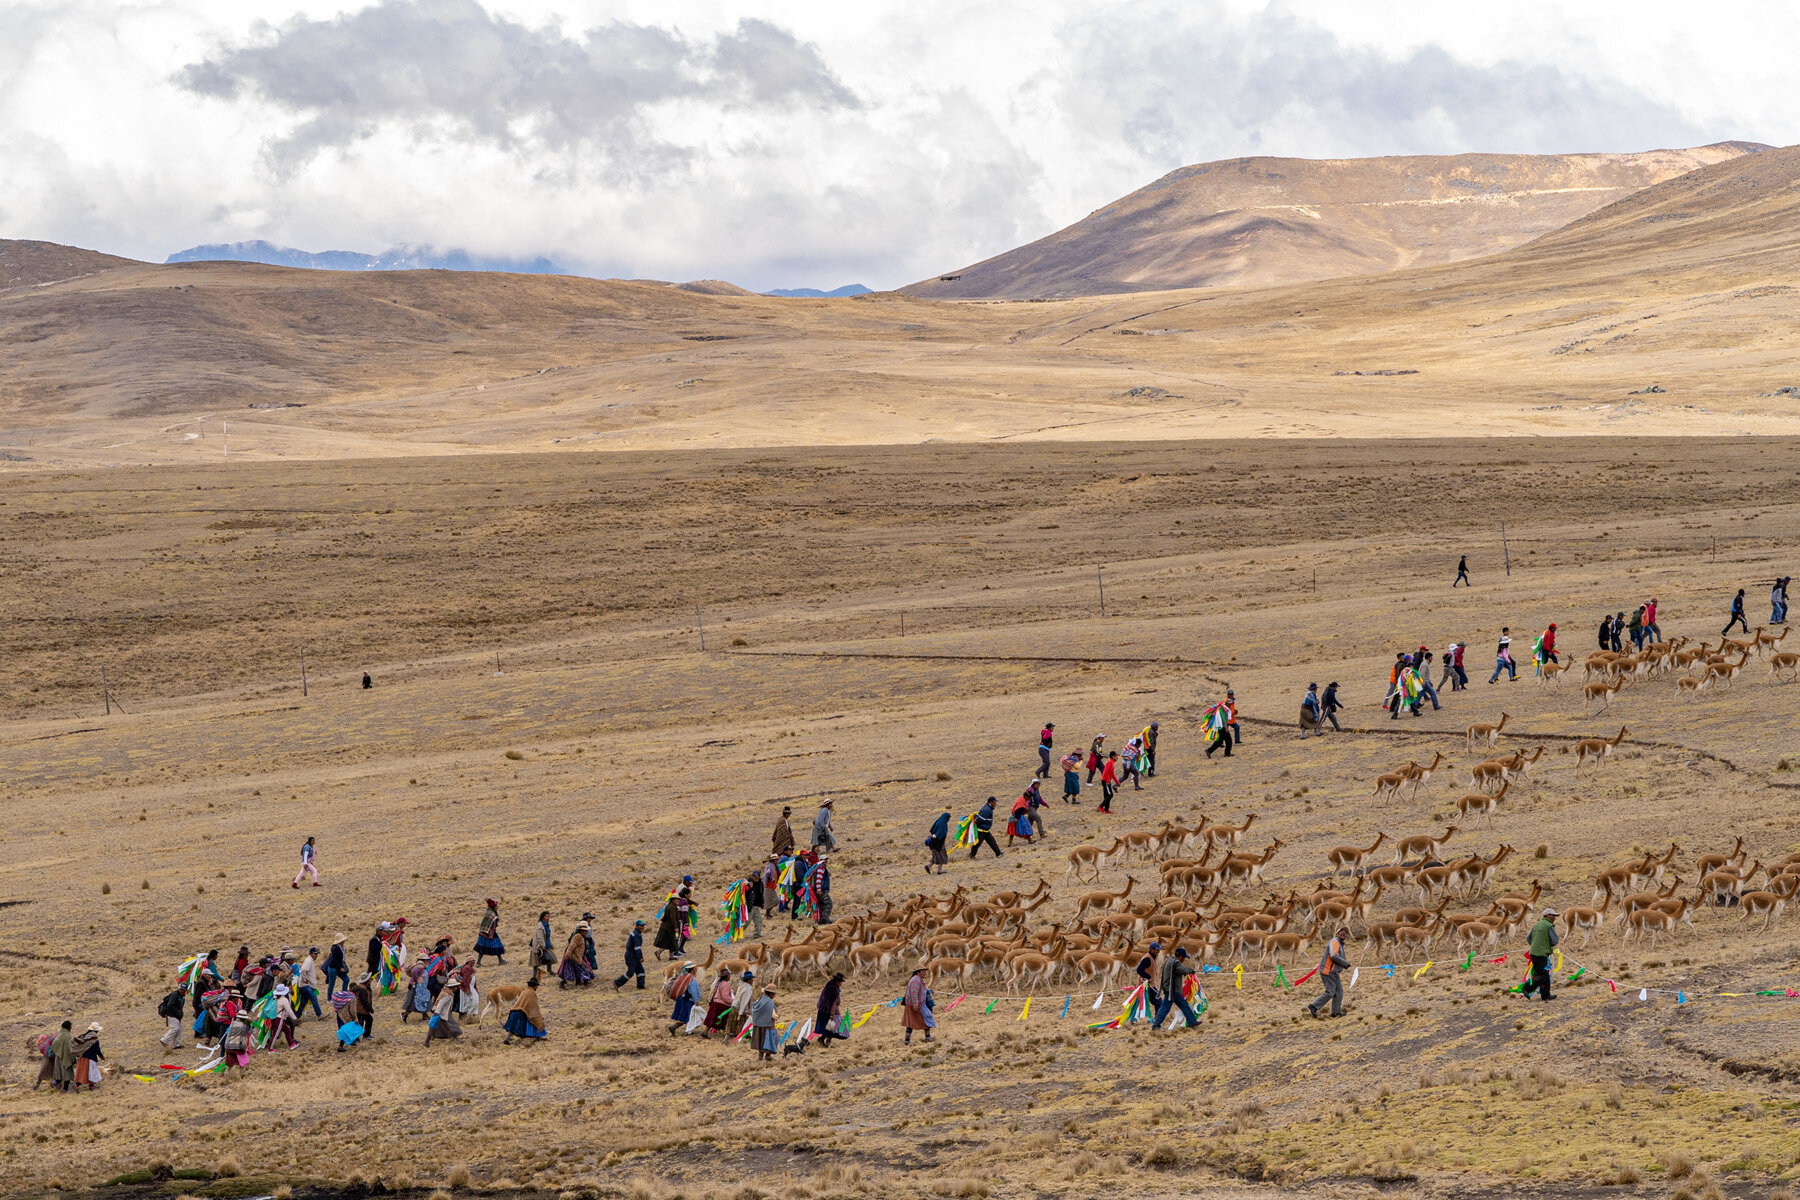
[781,1042,806,1057]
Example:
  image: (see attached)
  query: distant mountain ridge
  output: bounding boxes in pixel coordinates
[906,142,1770,299]
[766,284,871,298]
[166,240,568,275]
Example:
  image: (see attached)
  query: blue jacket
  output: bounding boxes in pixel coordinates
[928,813,951,846]
[974,804,995,833]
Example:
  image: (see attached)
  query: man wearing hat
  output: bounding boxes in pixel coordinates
[812,800,838,854]
[1527,908,1560,1001]
[1321,682,1343,733]
[1307,928,1352,1018]
[772,806,795,857]
[613,919,647,990]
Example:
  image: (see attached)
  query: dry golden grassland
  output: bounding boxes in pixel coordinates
[3,438,1800,1200]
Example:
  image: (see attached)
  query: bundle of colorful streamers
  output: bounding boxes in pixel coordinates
[793,860,819,922]
[378,942,401,996]
[716,880,750,944]
[954,813,977,849]
[1201,704,1228,738]
[245,991,280,1051]
[1087,983,1149,1031]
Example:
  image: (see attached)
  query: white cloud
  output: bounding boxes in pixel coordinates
[0,0,1792,290]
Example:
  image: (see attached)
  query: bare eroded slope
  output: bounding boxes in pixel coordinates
[905,143,1765,299]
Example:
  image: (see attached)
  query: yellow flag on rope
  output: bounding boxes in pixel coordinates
[1233,964,1244,989]
[1554,950,1564,974]
[1018,997,1031,1021]
[850,1006,878,1030]
[1414,961,1433,980]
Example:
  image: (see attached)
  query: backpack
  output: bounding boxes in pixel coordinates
[221,1020,250,1053]
[157,988,187,1019]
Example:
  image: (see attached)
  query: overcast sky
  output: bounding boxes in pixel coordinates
[3,0,1794,290]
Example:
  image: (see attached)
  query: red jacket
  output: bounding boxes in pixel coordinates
[1101,759,1121,784]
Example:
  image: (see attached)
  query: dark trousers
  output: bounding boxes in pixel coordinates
[1206,731,1232,757]
[1454,569,1470,587]
[324,966,348,996]
[970,831,1002,858]
[1098,782,1115,811]
[1309,971,1344,1016]
[1529,954,1552,1000]
[1724,611,1749,635]
[1037,745,1051,778]
[1323,709,1342,731]
[615,957,646,989]
[1154,994,1198,1029]
[1145,746,1156,776]
[298,986,322,1018]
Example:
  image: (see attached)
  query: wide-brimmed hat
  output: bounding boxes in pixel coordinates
[1542,908,1560,918]
[763,986,776,995]
[331,933,346,945]
[274,985,290,996]
[85,1022,103,1033]
[358,972,373,984]
[682,960,695,969]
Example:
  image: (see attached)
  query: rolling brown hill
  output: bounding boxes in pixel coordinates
[905,143,1767,299]
[0,238,141,289]
[0,144,1797,466]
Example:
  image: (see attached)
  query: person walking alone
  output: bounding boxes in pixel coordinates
[1488,628,1516,683]
[1454,555,1471,588]
[1306,927,1351,1018]
[292,836,319,888]
[925,809,951,875]
[771,807,795,858]
[1527,908,1559,1001]
[1036,722,1054,780]
[1724,589,1750,637]
[157,984,187,1050]
[969,797,1002,858]
[812,800,838,854]
[613,919,647,990]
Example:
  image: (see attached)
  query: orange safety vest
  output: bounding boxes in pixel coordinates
[1321,937,1341,975]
